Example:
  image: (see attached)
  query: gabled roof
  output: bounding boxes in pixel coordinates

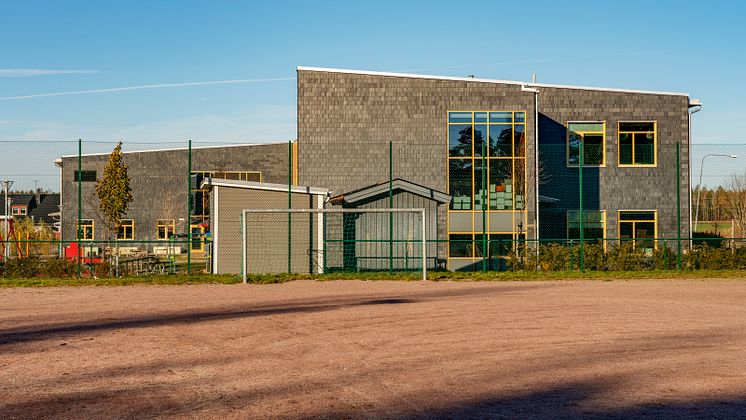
[9,195,34,207]
[331,178,451,205]
[200,178,328,196]
[297,66,690,97]
[30,194,60,225]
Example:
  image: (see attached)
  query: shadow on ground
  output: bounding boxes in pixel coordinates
[0,283,557,346]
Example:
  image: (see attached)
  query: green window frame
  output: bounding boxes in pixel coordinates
[618,122,656,166]
[567,122,605,166]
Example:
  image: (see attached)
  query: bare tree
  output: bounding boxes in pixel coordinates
[723,171,746,238]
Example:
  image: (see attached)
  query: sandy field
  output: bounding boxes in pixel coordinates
[1,279,746,419]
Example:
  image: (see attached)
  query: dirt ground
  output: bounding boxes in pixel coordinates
[2,279,746,419]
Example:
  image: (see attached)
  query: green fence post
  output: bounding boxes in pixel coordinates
[579,138,584,272]
[288,141,292,273]
[676,141,682,271]
[389,141,393,273]
[482,140,487,272]
[187,139,192,275]
[77,139,82,278]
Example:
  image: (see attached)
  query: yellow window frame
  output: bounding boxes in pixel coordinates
[617,210,658,249]
[446,110,528,238]
[566,121,606,167]
[157,219,175,240]
[117,219,135,240]
[77,219,94,241]
[617,121,657,167]
[567,210,607,250]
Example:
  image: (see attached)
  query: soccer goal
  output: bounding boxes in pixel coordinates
[240,208,427,282]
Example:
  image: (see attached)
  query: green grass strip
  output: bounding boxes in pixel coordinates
[3,269,746,287]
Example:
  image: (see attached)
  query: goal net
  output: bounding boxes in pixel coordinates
[240,208,427,281]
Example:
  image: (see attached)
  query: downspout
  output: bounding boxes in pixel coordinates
[522,81,540,253]
[688,100,702,248]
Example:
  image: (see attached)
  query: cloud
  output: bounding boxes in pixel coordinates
[0,69,99,77]
[0,77,295,100]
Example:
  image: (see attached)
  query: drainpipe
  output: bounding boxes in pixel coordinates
[522,80,540,253]
[688,99,702,248]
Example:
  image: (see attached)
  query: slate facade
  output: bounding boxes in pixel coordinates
[296,67,692,267]
[58,143,291,244]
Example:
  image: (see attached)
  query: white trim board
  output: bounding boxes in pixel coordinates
[297,66,689,97]
[60,141,292,159]
[200,178,328,196]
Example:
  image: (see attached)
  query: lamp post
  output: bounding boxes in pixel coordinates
[694,154,737,231]
[2,180,13,260]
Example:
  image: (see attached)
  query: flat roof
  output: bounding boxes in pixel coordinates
[297,66,690,97]
[59,141,291,159]
[201,178,328,196]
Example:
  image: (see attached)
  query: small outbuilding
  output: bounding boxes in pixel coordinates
[202,178,328,275]
[330,178,451,271]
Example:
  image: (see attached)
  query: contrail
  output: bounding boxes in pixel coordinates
[0,69,99,77]
[0,77,295,101]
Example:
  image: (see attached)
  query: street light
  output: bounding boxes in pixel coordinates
[694,154,738,231]
[2,180,13,260]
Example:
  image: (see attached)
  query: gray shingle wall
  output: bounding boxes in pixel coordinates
[59,143,290,242]
[538,87,690,240]
[297,70,537,244]
[297,69,690,245]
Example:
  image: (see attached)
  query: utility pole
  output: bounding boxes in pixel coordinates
[2,180,14,260]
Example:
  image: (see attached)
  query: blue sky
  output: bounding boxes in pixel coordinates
[1,0,745,190]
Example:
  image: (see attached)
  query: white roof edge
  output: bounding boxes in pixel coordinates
[59,141,292,159]
[297,66,689,97]
[201,178,328,195]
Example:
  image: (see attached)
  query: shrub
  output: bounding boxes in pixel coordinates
[40,258,78,277]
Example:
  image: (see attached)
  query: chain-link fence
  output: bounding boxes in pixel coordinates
[1,139,745,279]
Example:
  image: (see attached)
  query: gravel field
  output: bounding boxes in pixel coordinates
[1,279,746,418]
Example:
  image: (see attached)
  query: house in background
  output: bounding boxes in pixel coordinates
[0,192,60,231]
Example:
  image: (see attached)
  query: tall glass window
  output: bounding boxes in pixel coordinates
[447,111,527,267]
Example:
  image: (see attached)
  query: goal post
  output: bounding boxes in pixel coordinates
[240,208,427,282]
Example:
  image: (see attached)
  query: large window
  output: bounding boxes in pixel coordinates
[567,122,605,166]
[448,111,526,212]
[567,210,606,243]
[77,219,94,240]
[447,111,527,269]
[157,219,175,240]
[117,219,134,240]
[618,122,656,166]
[618,211,656,249]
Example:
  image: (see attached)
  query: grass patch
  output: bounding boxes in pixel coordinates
[2,270,746,287]
[0,274,241,288]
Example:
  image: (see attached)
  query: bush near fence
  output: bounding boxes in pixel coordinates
[508,242,746,272]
